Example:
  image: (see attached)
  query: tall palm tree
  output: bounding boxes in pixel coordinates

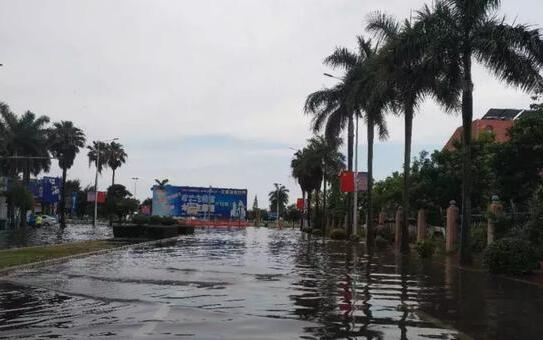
[87,141,109,178]
[268,184,289,217]
[107,141,127,185]
[416,0,543,263]
[322,36,391,247]
[0,103,51,183]
[367,12,460,253]
[48,121,86,227]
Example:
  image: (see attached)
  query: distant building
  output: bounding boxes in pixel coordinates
[444,108,537,151]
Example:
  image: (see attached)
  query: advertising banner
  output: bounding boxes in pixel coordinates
[152,185,247,219]
[40,177,61,204]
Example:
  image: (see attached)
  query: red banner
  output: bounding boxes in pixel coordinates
[340,171,354,192]
[296,198,305,210]
[87,191,106,203]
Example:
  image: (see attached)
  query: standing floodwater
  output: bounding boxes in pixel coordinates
[1,227,542,339]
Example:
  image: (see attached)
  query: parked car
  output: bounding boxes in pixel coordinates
[40,215,58,226]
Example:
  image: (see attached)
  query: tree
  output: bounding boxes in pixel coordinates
[306,135,345,230]
[106,184,138,223]
[268,184,289,217]
[87,141,109,175]
[323,36,391,247]
[107,141,127,185]
[291,147,323,228]
[0,103,51,183]
[48,121,86,227]
[416,0,543,263]
[154,178,169,189]
[367,12,460,253]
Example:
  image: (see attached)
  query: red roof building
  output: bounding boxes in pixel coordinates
[443,108,536,151]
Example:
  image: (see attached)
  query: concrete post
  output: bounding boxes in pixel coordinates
[487,195,503,246]
[446,200,459,252]
[417,209,427,241]
[395,207,403,249]
[378,211,385,226]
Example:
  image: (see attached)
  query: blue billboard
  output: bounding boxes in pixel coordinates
[152,185,247,219]
[25,177,61,204]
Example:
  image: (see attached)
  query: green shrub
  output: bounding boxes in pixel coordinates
[470,226,487,253]
[149,215,163,225]
[160,217,177,225]
[330,228,347,240]
[311,228,323,236]
[301,226,312,233]
[415,240,436,258]
[132,215,150,225]
[483,238,539,275]
[375,235,389,250]
[376,226,394,242]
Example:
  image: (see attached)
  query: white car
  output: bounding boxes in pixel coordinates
[40,215,58,226]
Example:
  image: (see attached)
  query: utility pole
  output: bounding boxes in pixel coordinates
[131,177,139,197]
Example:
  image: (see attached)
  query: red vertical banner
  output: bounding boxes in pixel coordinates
[340,171,354,192]
[296,198,305,210]
[97,191,106,203]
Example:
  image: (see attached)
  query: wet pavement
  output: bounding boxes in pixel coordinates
[1,227,543,339]
[0,224,112,249]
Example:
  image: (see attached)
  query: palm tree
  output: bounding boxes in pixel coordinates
[306,135,345,231]
[367,12,460,253]
[416,0,543,263]
[154,178,169,189]
[268,184,289,217]
[107,141,127,185]
[0,103,51,183]
[290,147,323,228]
[321,36,391,247]
[87,141,109,177]
[48,121,86,227]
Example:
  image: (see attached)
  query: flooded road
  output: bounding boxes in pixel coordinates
[1,227,543,339]
[0,224,112,249]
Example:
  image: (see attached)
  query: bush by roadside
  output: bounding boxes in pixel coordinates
[483,238,539,275]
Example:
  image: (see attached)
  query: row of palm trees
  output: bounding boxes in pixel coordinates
[0,102,127,227]
[303,0,543,262]
[290,136,345,230]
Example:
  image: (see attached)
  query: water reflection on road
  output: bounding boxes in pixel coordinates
[0,224,112,249]
[1,227,543,339]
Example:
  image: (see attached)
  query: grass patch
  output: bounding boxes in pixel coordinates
[0,240,118,270]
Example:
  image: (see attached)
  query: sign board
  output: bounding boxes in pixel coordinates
[87,191,106,203]
[296,198,305,210]
[152,185,247,219]
[340,171,368,192]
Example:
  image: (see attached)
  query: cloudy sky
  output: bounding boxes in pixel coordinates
[0,0,541,207]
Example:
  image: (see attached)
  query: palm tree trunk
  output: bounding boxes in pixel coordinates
[315,188,320,229]
[323,176,327,233]
[112,168,116,186]
[366,115,375,253]
[346,116,354,235]
[460,50,474,264]
[401,107,413,254]
[300,190,305,230]
[59,167,67,227]
[307,192,312,228]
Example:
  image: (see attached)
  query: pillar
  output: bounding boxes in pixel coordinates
[487,195,503,246]
[446,200,459,252]
[395,207,403,250]
[416,209,427,241]
[378,211,385,226]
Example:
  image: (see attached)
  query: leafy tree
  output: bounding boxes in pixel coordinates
[284,204,302,223]
[107,141,127,185]
[495,115,543,207]
[6,181,33,227]
[106,184,138,223]
[291,147,322,228]
[48,121,86,227]
[0,103,51,183]
[416,0,543,263]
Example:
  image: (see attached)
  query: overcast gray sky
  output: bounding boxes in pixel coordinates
[0,0,541,207]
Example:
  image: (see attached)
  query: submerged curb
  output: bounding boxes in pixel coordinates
[0,236,181,276]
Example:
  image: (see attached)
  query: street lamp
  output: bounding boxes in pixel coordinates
[131,177,139,197]
[92,137,118,226]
